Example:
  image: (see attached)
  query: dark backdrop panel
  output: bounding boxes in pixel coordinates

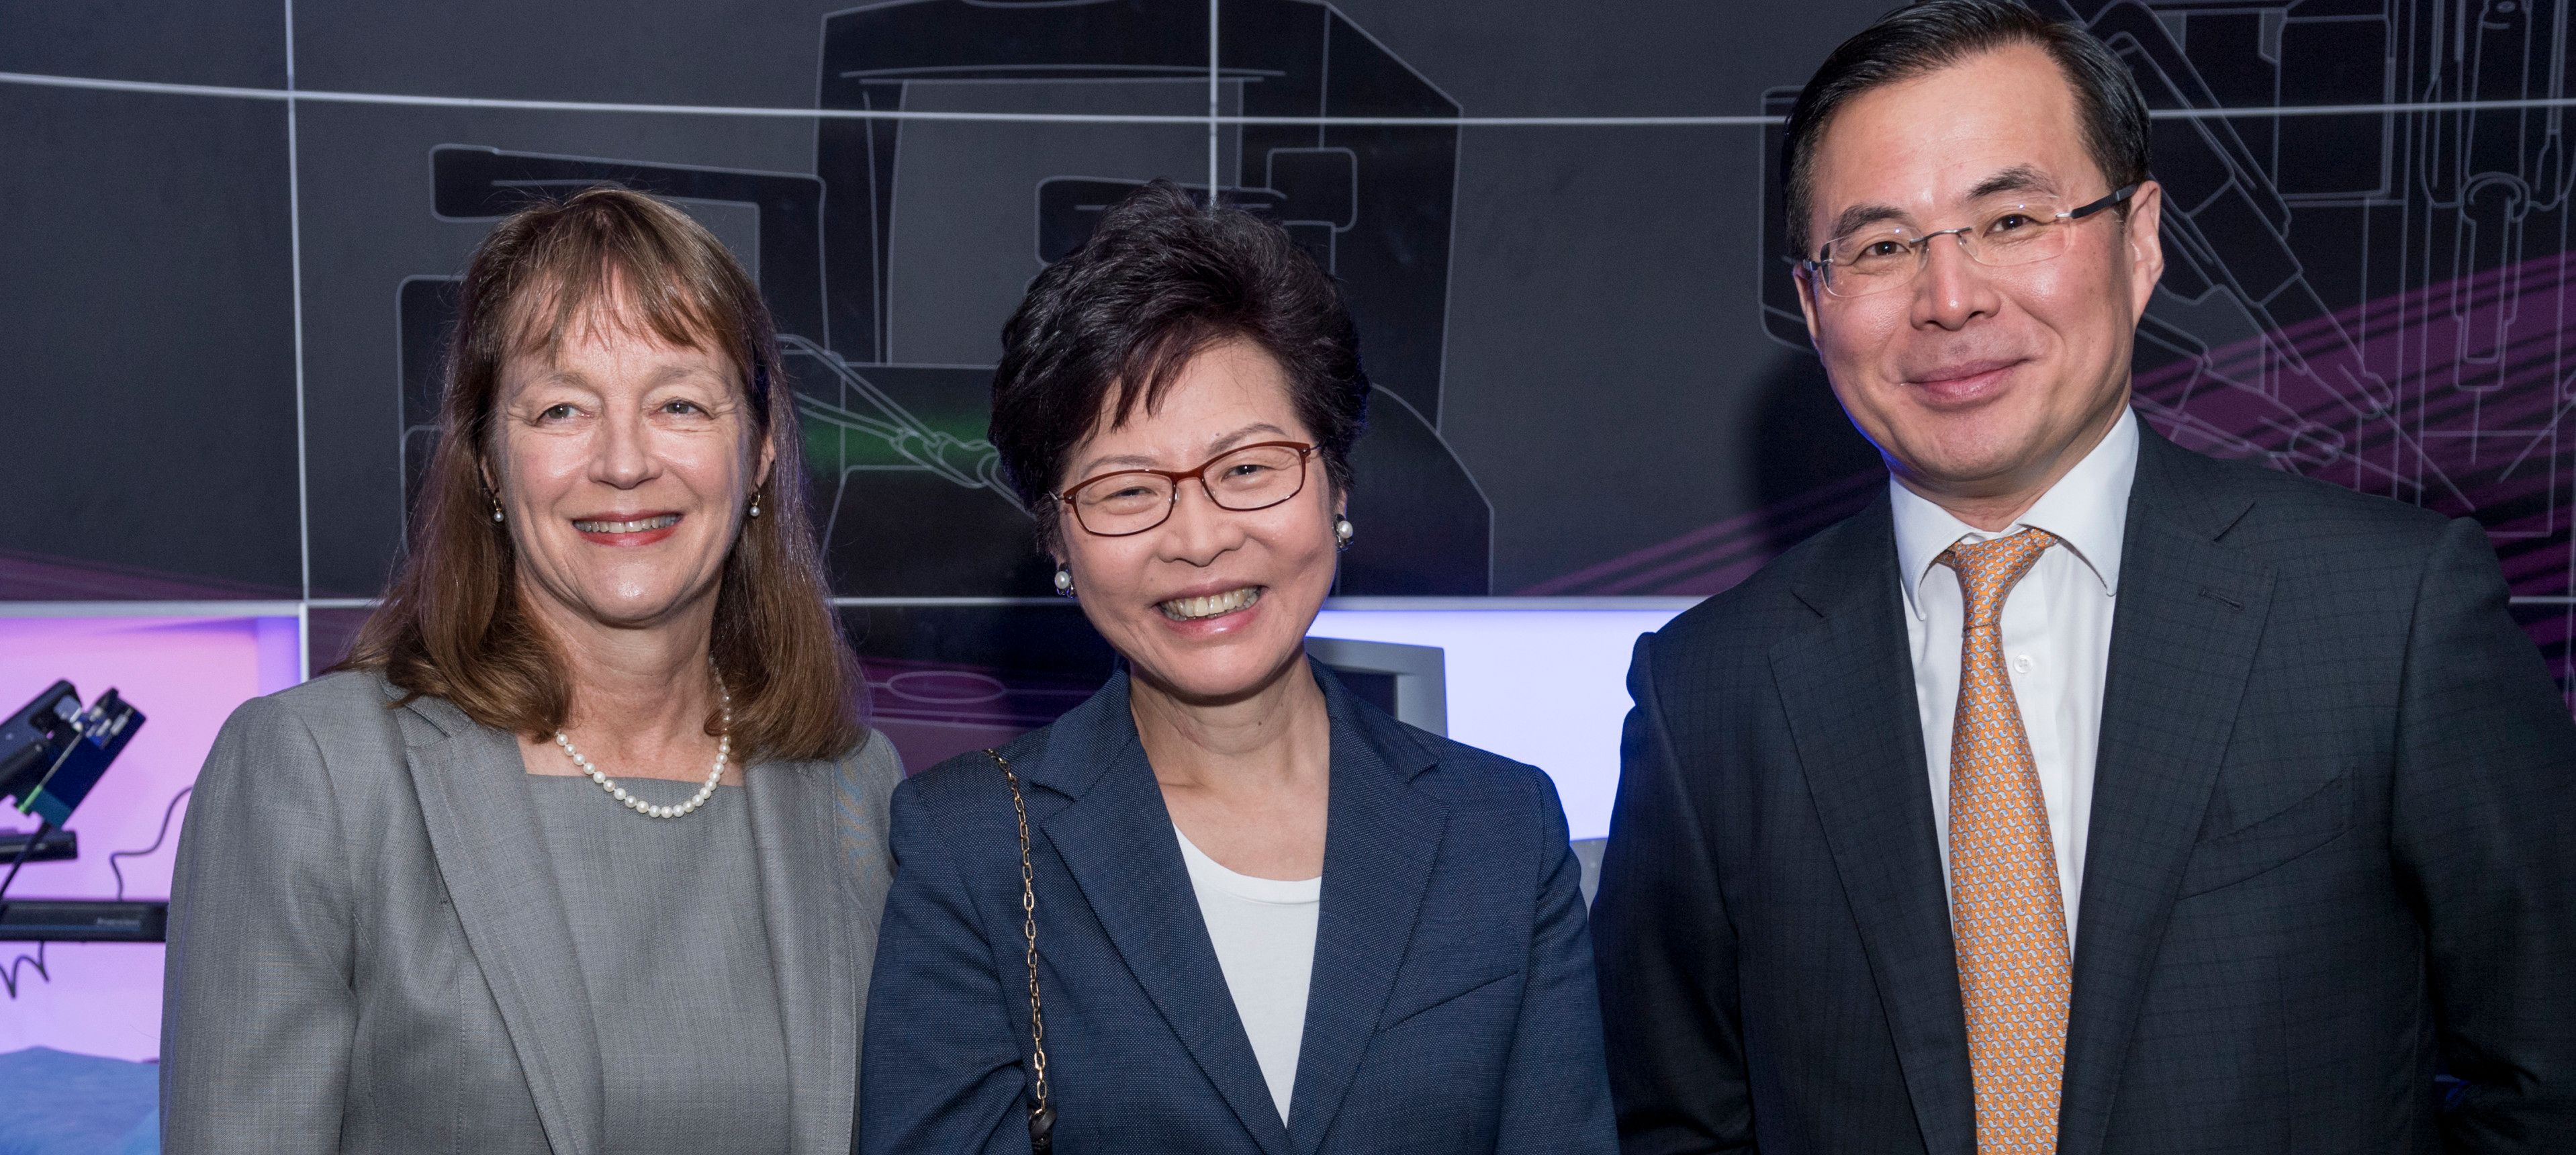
[1433,124,1881,596]
[0,0,284,89]
[0,83,300,599]
[841,603,1115,772]
[2,0,2570,703]
[293,0,834,107]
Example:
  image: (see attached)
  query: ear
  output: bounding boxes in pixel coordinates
[754,428,777,492]
[2122,180,2166,324]
[1792,263,1825,345]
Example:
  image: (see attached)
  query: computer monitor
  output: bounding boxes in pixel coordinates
[1302,637,1446,737]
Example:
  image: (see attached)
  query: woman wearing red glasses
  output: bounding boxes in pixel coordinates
[858,180,1616,1155]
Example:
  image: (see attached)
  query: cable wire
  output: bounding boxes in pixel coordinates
[0,820,52,1000]
[110,786,191,902]
[1,941,47,999]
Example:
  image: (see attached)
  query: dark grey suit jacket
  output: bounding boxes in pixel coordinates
[1591,423,2576,1154]
[159,670,902,1155]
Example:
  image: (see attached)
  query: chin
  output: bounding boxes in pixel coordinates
[1888,412,2040,483]
[569,586,698,629]
[1138,643,1305,704]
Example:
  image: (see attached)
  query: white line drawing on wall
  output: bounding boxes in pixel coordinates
[396,0,1493,598]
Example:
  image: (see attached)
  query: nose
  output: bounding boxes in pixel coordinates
[1154,480,1246,567]
[589,406,658,489]
[1908,231,2001,332]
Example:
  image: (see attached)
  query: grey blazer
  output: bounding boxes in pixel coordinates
[158,669,903,1155]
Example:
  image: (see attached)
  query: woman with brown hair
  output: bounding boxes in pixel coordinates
[160,187,899,1155]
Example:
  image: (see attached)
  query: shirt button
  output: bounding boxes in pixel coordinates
[2013,654,2036,674]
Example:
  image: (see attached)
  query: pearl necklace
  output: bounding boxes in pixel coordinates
[553,691,733,820]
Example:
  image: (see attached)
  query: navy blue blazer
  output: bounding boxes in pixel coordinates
[860,665,1618,1155]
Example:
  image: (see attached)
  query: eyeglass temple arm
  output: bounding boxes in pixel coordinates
[2068,183,2142,220]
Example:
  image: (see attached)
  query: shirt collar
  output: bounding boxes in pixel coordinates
[1890,406,2139,622]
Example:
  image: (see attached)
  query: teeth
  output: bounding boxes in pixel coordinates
[1159,586,1262,621]
[573,514,680,534]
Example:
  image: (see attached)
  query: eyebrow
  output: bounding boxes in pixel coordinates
[1821,166,2074,254]
[1823,203,1909,251]
[645,362,731,389]
[510,356,735,412]
[1072,421,1291,479]
[1966,164,2058,201]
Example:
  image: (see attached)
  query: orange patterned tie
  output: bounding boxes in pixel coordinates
[1938,528,2070,1155]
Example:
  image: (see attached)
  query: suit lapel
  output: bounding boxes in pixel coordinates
[2056,431,2272,1155]
[1287,675,1446,1155]
[1035,678,1295,1155]
[741,758,856,1155]
[400,696,604,1155]
[1772,498,1977,1155]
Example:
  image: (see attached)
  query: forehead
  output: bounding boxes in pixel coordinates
[499,283,735,387]
[1808,44,2096,220]
[1071,340,1308,470]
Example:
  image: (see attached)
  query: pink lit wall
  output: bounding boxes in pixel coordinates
[0,614,300,1062]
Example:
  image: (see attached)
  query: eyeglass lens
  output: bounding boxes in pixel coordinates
[1069,443,1309,536]
[1821,201,2082,299]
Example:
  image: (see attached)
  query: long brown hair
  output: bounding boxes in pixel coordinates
[344,186,866,763]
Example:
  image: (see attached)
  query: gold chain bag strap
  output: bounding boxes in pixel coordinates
[983,749,1056,1152]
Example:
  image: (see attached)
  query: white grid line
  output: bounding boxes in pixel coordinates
[5,596,2563,616]
[22,68,2576,124]
[0,597,1710,616]
[283,0,312,682]
[1208,0,1222,195]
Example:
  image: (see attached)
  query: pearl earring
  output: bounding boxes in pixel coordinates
[492,503,504,524]
[1334,516,1354,549]
[748,492,762,519]
[1053,565,1074,596]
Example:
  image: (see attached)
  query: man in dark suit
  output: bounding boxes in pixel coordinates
[1590,2,2576,1152]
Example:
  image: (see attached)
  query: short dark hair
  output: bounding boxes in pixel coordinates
[1781,0,2152,259]
[989,179,1370,553]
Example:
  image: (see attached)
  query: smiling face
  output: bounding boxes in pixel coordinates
[1794,44,2163,514]
[1056,338,1342,705]
[486,293,773,639]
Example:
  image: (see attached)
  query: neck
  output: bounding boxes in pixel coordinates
[1128,655,1333,796]
[522,586,722,749]
[1896,396,2127,533]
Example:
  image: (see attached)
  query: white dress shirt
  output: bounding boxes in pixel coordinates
[1174,823,1321,1123]
[1890,408,2139,948]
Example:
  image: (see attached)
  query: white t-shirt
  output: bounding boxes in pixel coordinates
[1172,823,1321,1123]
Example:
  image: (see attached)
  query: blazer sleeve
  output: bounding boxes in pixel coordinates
[1494,770,1621,1154]
[2390,516,2576,1149]
[858,778,1037,1155]
[835,733,905,923]
[160,695,360,1155]
[1590,631,1754,1153]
